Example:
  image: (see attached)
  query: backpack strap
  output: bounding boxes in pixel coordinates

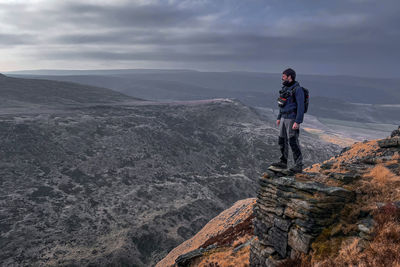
[290,85,300,103]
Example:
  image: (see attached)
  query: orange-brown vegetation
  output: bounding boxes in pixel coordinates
[357,164,400,208]
[335,140,380,163]
[305,140,383,186]
[365,165,399,184]
[301,140,400,266]
[156,198,255,267]
[315,203,400,267]
[283,138,400,266]
[305,140,380,175]
[190,244,250,267]
[304,163,321,173]
[200,216,254,249]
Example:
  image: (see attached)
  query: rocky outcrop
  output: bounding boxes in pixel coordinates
[159,128,400,266]
[378,134,400,148]
[250,131,400,266]
[378,125,400,148]
[250,174,354,266]
[391,126,400,137]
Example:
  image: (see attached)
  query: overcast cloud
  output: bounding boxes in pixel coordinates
[0,0,399,77]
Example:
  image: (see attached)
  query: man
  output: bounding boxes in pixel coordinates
[270,68,304,174]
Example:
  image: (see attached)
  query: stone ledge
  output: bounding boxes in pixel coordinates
[378,136,400,148]
[251,175,355,266]
[258,176,354,199]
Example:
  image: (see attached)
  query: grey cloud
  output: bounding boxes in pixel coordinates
[0,0,399,77]
[60,2,202,28]
[37,31,397,72]
[0,1,207,34]
[0,33,37,46]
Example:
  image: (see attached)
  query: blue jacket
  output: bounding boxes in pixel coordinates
[277,81,305,124]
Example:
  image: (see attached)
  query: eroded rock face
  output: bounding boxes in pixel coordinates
[251,175,354,266]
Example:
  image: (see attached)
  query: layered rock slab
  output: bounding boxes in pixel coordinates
[250,175,354,266]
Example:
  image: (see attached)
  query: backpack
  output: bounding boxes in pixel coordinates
[291,86,309,113]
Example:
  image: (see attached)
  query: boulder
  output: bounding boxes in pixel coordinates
[391,126,400,137]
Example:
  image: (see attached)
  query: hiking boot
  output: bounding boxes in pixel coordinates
[288,165,303,174]
[270,161,287,169]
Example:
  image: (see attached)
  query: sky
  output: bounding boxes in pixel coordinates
[0,0,399,77]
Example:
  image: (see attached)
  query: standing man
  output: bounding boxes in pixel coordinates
[270,68,304,174]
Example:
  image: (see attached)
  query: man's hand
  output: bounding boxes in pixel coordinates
[276,120,280,127]
[292,122,300,130]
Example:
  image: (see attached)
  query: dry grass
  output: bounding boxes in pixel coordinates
[304,163,321,173]
[191,246,250,267]
[307,161,400,266]
[316,203,400,267]
[336,140,380,163]
[358,164,400,206]
[365,165,399,184]
[305,140,380,175]
[302,139,400,266]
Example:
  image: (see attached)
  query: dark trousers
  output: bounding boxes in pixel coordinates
[278,118,303,167]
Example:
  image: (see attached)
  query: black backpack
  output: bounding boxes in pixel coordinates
[291,86,309,113]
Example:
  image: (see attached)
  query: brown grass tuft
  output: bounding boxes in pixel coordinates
[365,165,399,184]
[309,203,400,267]
[191,246,250,267]
[357,164,400,206]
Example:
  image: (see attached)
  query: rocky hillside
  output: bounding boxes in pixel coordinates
[0,75,339,267]
[162,127,400,266]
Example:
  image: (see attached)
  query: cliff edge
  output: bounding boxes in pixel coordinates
[162,126,400,267]
[253,126,400,266]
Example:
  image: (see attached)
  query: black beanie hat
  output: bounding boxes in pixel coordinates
[283,68,296,81]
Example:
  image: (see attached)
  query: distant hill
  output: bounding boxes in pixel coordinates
[7,69,400,104]
[5,69,196,76]
[7,70,400,125]
[0,74,139,109]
